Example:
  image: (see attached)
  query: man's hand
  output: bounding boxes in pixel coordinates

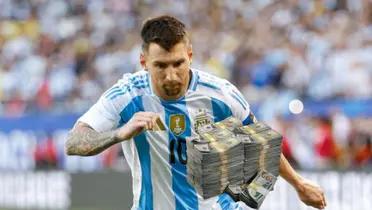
[279,154,327,209]
[295,178,326,209]
[115,112,162,140]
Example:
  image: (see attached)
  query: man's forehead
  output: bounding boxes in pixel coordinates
[145,42,189,57]
[151,57,185,65]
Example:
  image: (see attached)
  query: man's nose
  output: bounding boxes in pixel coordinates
[164,68,177,81]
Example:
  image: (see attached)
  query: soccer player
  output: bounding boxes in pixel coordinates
[66,16,326,210]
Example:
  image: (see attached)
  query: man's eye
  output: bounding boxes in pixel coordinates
[174,61,184,67]
[156,63,167,69]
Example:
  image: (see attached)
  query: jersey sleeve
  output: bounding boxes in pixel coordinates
[222,80,257,125]
[78,75,132,132]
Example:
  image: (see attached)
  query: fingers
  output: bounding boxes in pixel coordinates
[323,191,327,206]
[136,111,160,120]
[315,188,326,209]
[306,191,326,209]
[135,120,148,130]
[297,179,327,209]
[307,199,323,209]
[307,200,323,209]
[321,191,327,209]
[135,118,153,130]
[313,194,326,209]
[136,112,161,123]
[133,112,162,131]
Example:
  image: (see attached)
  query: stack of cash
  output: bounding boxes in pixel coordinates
[234,122,282,181]
[239,170,277,209]
[186,118,244,199]
[225,170,277,209]
[187,117,282,204]
[213,117,243,131]
[249,129,282,176]
[224,183,243,202]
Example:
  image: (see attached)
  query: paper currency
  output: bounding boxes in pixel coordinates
[239,170,277,209]
[187,116,282,206]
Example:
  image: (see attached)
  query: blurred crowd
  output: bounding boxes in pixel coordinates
[270,113,372,170]
[0,0,371,170]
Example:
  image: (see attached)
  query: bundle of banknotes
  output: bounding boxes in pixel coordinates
[225,170,277,209]
[234,122,282,181]
[186,117,282,208]
[186,117,244,199]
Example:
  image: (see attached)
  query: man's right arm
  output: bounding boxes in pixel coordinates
[65,112,161,156]
[65,122,121,156]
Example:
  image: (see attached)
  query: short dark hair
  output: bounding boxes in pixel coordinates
[141,15,188,51]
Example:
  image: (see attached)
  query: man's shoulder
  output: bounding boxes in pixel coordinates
[193,69,249,110]
[193,68,229,91]
[120,70,149,86]
[104,70,150,101]
[193,68,236,94]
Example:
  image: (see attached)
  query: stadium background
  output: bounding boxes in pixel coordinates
[0,0,371,209]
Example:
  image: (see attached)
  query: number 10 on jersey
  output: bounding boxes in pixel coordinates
[169,137,187,165]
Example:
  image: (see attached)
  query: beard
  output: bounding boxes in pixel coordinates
[163,84,182,96]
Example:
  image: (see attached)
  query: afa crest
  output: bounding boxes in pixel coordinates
[170,114,186,136]
[193,109,212,132]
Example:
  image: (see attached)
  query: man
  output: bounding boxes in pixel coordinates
[66,15,326,210]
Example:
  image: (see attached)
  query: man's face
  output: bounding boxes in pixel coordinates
[141,41,192,100]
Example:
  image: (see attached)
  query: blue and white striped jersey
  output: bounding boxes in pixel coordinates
[78,69,256,210]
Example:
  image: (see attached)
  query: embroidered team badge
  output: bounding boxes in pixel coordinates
[170,114,186,136]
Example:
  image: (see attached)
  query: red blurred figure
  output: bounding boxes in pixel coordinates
[314,118,338,163]
[282,135,293,161]
[36,80,52,110]
[34,134,57,169]
[353,134,372,166]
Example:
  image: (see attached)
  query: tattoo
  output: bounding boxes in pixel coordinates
[65,126,119,156]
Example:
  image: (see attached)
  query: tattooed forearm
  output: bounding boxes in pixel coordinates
[65,125,120,156]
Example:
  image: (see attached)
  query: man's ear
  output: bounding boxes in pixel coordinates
[188,44,193,64]
[140,53,146,70]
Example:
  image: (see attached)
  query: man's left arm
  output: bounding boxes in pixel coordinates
[279,153,327,209]
[223,81,327,209]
